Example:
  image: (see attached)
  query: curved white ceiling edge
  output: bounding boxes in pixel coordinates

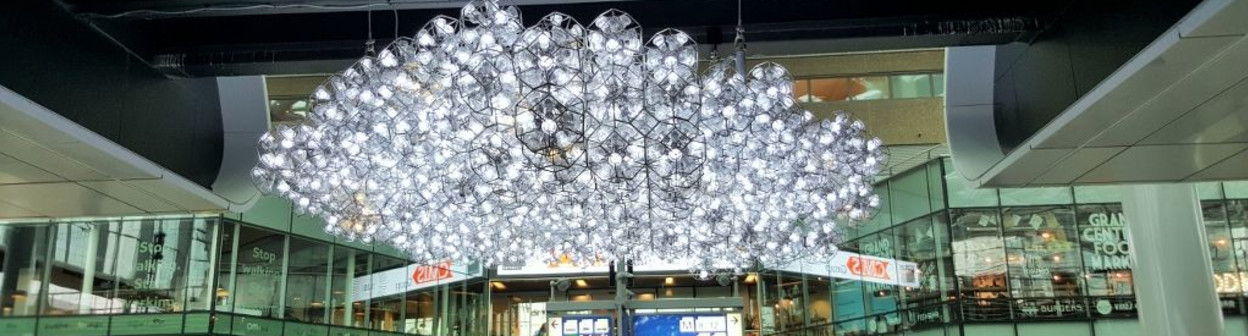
[943,45,1003,184]
[212,76,268,211]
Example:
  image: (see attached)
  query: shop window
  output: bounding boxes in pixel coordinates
[793,80,812,103]
[112,218,214,314]
[809,78,852,102]
[849,76,890,101]
[896,217,948,309]
[0,224,52,316]
[330,248,370,327]
[1230,200,1248,280]
[286,237,332,323]
[405,289,437,335]
[950,208,1009,321]
[43,221,123,315]
[889,74,933,99]
[232,225,287,318]
[184,218,219,312]
[804,273,833,327]
[215,222,239,314]
[1076,204,1132,297]
[860,232,899,313]
[1207,201,1242,295]
[371,256,408,331]
[1002,206,1082,298]
[1003,206,1086,319]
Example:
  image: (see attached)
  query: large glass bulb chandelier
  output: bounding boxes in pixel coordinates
[253,0,886,274]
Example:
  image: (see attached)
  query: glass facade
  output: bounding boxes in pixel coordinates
[760,158,1248,336]
[0,215,486,336]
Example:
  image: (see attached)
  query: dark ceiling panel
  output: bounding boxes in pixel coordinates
[57,0,1064,76]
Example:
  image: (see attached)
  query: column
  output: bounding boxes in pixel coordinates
[1122,184,1222,335]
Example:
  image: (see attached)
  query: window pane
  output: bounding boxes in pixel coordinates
[1077,204,1132,297]
[184,218,219,311]
[0,224,52,316]
[1002,206,1084,318]
[950,208,1009,321]
[114,218,207,314]
[943,158,999,208]
[890,74,932,99]
[850,76,890,100]
[1206,201,1240,295]
[233,225,286,318]
[370,256,407,331]
[44,221,121,315]
[809,78,851,102]
[932,74,945,97]
[793,80,812,103]
[890,169,932,223]
[286,237,331,323]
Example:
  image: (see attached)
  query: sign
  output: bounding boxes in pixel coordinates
[110,314,183,335]
[413,261,454,284]
[549,316,611,336]
[0,317,36,336]
[777,250,920,288]
[352,260,481,300]
[1082,211,1131,271]
[634,314,735,336]
[36,316,110,336]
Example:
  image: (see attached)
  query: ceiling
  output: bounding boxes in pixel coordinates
[59,0,1062,77]
[0,84,243,218]
[951,0,1248,187]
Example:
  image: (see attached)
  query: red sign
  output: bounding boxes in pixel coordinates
[847,256,891,280]
[413,261,453,284]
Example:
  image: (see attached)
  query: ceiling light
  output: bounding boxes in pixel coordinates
[491,281,507,290]
[252,0,884,274]
[665,277,675,286]
[575,279,589,288]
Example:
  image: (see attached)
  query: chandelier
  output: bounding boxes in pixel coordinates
[252,0,885,274]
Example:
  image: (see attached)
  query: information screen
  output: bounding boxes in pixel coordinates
[549,316,612,336]
[633,314,742,336]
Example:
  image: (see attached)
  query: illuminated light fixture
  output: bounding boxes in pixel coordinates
[491,281,507,290]
[664,277,675,286]
[575,279,590,288]
[215,288,228,299]
[252,0,885,275]
[743,273,757,284]
[310,301,325,308]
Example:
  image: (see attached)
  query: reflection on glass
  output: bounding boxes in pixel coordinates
[270,98,310,127]
[792,80,811,103]
[890,74,932,99]
[233,226,286,318]
[1076,204,1132,297]
[0,224,51,316]
[371,256,407,331]
[950,208,1009,321]
[286,237,331,323]
[809,78,852,102]
[932,74,945,97]
[850,76,890,100]
[1002,206,1081,299]
[44,221,122,315]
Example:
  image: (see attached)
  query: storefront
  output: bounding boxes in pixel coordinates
[758,158,1248,336]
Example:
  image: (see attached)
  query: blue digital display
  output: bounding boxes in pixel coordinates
[632,314,730,336]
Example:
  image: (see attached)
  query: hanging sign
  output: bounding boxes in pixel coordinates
[778,251,920,288]
[352,260,481,300]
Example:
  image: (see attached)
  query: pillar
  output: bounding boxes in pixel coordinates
[1122,184,1222,335]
